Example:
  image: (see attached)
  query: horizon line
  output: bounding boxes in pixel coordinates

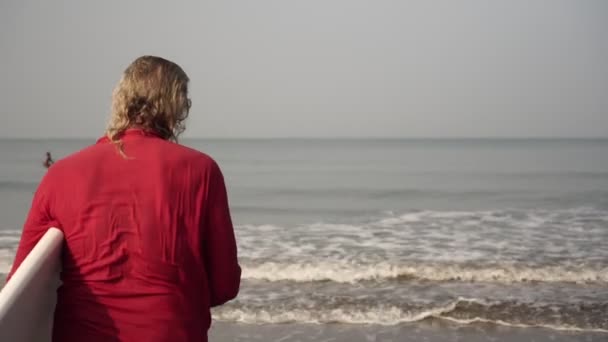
[0,136,607,141]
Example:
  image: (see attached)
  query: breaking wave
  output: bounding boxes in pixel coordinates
[213,297,608,332]
[242,261,608,284]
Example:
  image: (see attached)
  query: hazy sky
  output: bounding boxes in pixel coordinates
[1,0,607,138]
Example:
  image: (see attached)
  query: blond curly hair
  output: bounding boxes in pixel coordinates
[106,56,191,153]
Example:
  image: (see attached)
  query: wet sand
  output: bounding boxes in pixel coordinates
[208,320,607,342]
[2,276,606,341]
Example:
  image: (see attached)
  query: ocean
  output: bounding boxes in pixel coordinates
[1,138,607,341]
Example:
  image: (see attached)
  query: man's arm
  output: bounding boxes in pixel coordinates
[203,160,241,307]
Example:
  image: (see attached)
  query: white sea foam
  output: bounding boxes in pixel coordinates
[0,230,21,274]
[0,249,15,275]
[236,207,608,265]
[212,297,608,333]
[242,261,608,284]
[213,300,463,325]
[439,316,608,334]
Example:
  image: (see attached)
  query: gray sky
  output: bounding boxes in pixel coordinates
[1,0,607,138]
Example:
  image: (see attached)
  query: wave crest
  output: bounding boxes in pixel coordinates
[212,298,608,332]
[242,261,608,284]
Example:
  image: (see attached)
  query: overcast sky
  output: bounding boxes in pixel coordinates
[1,0,607,138]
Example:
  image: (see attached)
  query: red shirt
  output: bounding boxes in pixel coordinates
[7,129,241,342]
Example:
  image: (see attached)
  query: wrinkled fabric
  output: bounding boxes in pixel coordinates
[7,129,241,342]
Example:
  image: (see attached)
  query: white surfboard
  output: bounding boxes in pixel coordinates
[0,228,63,342]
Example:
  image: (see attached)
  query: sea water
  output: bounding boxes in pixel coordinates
[1,138,607,338]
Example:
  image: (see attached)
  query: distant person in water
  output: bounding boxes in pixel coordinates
[7,56,241,342]
[43,151,54,168]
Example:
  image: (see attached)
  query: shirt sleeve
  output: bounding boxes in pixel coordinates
[6,173,60,282]
[203,160,241,307]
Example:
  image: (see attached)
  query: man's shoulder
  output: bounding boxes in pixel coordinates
[46,139,221,175]
[165,142,218,167]
[44,142,99,173]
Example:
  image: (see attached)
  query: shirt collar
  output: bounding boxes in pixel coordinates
[96,128,163,144]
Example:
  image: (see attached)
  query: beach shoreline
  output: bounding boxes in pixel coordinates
[2,276,605,341]
[209,320,608,342]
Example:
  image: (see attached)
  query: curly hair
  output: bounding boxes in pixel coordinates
[106,56,191,155]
